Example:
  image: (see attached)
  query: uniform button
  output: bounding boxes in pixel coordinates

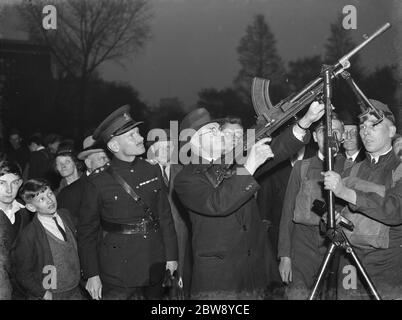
[247,249,251,256]
[242,225,247,231]
[124,259,128,263]
[130,169,134,173]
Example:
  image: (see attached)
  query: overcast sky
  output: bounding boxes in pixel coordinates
[1,0,397,110]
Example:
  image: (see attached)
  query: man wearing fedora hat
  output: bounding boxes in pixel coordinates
[323,99,402,299]
[174,101,325,298]
[57,136,109,226]
[77,105,178,300]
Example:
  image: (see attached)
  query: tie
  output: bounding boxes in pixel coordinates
[344,157,354,170]
[162,165,169,188]
[53,217,67,241]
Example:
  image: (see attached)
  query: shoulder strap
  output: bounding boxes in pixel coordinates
[349,161,363,178]
[300,158,311,180]
[107,166,156,220]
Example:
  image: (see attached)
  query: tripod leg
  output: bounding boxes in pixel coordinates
[343,242,381,300]
[308,242,337,300]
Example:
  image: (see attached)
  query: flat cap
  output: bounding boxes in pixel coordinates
[93,105,143,143]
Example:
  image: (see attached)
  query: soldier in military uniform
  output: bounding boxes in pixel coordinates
[77,105,178,300]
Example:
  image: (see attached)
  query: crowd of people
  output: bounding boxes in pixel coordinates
[0,98,402,300]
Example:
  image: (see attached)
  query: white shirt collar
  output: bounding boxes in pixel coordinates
[346,149,361,162]
[36,146,45,151]
[37,212,66,241]
[369,147,393,164]
[2,200,25,224]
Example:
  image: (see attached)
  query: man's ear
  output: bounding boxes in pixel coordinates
[84,158,91,171]
[25,203,37,213]
[107,139,119,153]
[313,131,318,143]
[389,124,396,139]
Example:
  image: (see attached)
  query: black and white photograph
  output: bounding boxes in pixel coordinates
[0,0,402,310]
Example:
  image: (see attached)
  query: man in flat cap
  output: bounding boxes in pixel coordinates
[57,135,109,226]
[323,99,402,299]
[77,105,178,300]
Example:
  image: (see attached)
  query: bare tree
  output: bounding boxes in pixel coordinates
[18,0,153,137]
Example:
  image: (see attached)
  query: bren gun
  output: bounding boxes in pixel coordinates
[204,23,391,188]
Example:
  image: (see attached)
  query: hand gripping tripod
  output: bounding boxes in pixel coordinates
[307,67,381,300]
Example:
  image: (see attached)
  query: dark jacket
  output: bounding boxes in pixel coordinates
[57,175,88,226]
[256,144,316,257]
[174,126,310,295]
[0,207,32,300]
[77,157,178,288]
[340,151,402,299]
[13,209,76,299]
[7,146,30,171]
[278,154,346,258]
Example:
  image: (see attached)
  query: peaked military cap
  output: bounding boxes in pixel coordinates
[93,105,143,143]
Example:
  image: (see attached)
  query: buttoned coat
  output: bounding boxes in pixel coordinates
[77,157,178,288]
[174,126,310,296]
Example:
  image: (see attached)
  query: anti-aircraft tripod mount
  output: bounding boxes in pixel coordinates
[248,22,391,300]
[307,65,381,301]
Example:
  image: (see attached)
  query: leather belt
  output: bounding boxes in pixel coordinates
[101,218,160,238]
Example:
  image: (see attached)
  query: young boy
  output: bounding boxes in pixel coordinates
[14,179,83,300]
[0,159,31,300]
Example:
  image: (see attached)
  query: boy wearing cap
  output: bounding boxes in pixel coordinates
[78,105,178,300]
[323,99,402,299]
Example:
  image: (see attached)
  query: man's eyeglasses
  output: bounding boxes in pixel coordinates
[344,129,358,139]
[223,130,243,139]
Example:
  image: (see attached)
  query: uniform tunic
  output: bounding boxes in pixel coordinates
[77,157,178,288]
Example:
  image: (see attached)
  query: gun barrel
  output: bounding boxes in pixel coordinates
[336,23,391,68]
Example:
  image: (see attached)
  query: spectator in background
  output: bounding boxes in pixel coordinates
[54,147,82,195]
[339,110,366,170]
[57,135,109,225]
[44,134,62,156]
[25,134,54,184]
[147,129,191,297]
[0,159,32,300]
[278,114,345,300]
[219,117,244,152]
[393,133,402,160]
[6,129,30,172]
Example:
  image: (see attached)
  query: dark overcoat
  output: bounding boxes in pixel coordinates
[174,126,310,296]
